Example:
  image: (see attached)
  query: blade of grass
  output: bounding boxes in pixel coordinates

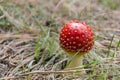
[34,35,41,62]
[116,40,120,50]
[107,34,114,57]
[112,40,120,57]
[34,28,51,63]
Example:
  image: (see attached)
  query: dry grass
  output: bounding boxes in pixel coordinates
[0,0,120,80]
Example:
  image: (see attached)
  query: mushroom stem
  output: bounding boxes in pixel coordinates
[66,53,83,69]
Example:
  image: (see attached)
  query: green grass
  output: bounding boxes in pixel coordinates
[0,10,13,30]
[100,0,119,10]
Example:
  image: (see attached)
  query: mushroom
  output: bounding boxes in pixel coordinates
[59,21,94,69]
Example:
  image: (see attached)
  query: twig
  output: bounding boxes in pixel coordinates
[0,33,36,40]
[1,72,120,80]
[18,69,86,76]
[0,76,25,80]
[16,61,120,76]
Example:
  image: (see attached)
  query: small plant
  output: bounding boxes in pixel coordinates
[0,10,13,30]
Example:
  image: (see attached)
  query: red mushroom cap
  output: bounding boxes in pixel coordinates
[59,21,94,55]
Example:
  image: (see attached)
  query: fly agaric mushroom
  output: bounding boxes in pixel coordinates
[59,21,94,69]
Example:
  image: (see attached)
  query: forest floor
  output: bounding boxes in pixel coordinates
[0,0,120,80]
